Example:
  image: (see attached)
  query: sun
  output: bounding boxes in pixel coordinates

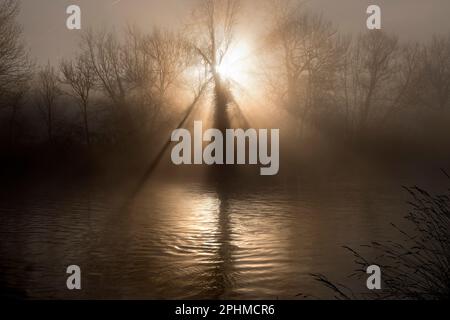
[184,39,258,102]
[215,41,252,85]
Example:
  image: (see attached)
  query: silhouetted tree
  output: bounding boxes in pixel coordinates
[145,28,190,99]
[82,30,128,109]
[268,1,348,136]
[6,82,29,148]
[418,36,450,111]
[122,26,191,130]
[0,0,32,149]
[379,43,422,126]
[60,53,96,148]
[0,0,31,101]
[189,0,240,123]
[340,31,398,132]
[36,63,61,144]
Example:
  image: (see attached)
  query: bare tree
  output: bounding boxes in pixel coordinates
[339,31,399,131]
[121,26,153,93]
[9,82,29,145]
[188,0,240,118]
[60,53,96,148]
[80,28,141,146]
[0,0,31,101]
[418,36,450,111]
[78,25,195,144]
[36,63,61,143]
[82,29,127,109]
[357,31,398,130]
[0,0,32,148]
[267,1,347,136]
[379,43,422,125]
[145,28,190,99]
[122,26,190,114]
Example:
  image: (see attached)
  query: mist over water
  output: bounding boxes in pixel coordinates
[0,171,415,299]
[1,0,450,301]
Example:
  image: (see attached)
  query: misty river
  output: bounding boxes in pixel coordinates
[0,172,425,299]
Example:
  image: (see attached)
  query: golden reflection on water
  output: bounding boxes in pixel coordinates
[0,178,406,299]
[148,182,314,299]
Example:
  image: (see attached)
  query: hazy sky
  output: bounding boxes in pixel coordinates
[17,0,450,64]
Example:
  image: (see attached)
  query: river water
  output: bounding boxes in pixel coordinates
[0,172,422,299]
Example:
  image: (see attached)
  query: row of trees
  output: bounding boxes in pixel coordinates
[0,0,32,149]
[33,26,192,149]
[0,0,240,152]
[1,0,450,158]
[266,0,450,140]
[1,25,195,151]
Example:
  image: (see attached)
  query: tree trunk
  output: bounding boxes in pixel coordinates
[9,105,17,149]
[47,105,53,144]
[83,103,91,149]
